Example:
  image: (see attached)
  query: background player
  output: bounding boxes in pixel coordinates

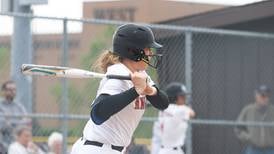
[71,23,169,154]
[158,82,195,154]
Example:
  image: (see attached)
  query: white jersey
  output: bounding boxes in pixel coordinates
[83,63,154,147]
[151,118,162,154]
[159,104,191,147]
[8,142,45,154]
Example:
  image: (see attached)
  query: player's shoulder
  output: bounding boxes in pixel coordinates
[11,101,26,112]
[165,104,177,111]
[176,105,191,112]
[241,103,256,113]
[107,63,130,75]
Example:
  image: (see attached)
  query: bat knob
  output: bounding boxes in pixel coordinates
[21,64,30,72]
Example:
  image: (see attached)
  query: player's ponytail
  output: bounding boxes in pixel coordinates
[93,50,122,73]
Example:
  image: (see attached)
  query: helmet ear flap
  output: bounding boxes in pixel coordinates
[128,48,146,62]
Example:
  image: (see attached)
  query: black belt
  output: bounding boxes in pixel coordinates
[84,140,124,152]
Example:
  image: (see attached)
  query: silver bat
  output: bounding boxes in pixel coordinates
[21,64,131,80]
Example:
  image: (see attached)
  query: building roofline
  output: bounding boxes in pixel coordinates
[157,0,274,27]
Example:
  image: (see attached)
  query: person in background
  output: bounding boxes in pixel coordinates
[158,82,195,154]
[8,126,45,154]
[0,80,31,149]
[235,85,274,154]
[47,132,63,154]
[151,118,162,154]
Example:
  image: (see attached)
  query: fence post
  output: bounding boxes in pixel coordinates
[185,30,193,154]
[61,18,69,154]
[11,0,33,112]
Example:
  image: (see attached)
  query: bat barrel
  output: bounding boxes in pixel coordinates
[21,64,132,80]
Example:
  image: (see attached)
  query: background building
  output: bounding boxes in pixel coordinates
[158,0,274,32]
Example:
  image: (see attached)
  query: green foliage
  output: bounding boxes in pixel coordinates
[67,84,85,107]
[32,120,87,137]
[134,121,154,138]
[79,25,117,106]
[0,48,8,64]
[81,39,104,70]
[81,25,116,70]
[49,26,117,114]
[50,83,62,101]
[147,67,159,84]
[49,82,86,113]
[0,47,9,73]
[68,120,87,136]
[32,126,59,136]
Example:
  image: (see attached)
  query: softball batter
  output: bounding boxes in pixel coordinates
[71,23,169,154]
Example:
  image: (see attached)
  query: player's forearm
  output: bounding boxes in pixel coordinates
[146,86,169,110]
[91,87,139,125]
[190,110,196,118]
[188,107,196,118]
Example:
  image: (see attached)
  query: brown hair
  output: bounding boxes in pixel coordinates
[93,50,122,73]
[1,80,15,91]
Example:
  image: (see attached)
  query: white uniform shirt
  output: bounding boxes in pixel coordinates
[151,119,162,154]
[8,142,44,154]
[159,104,191,147]
[83,63,154,146]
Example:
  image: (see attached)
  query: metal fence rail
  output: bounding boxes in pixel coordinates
[2,113,274,127]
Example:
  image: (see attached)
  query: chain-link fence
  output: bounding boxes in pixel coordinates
[0,12,274,154]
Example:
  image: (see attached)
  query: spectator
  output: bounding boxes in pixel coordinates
[125,138,149,154]
[0,80,31,148]
[158,82,195,154]
[47,132,63,154]
[235,85,274,154]
[8,126,45,154]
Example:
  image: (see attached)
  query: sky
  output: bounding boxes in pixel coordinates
[0,0,264,35]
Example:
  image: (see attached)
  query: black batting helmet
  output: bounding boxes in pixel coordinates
[165,82,188,103]
[112,23,163,68]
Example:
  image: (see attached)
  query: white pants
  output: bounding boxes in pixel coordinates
[159,147,184,154]
[71,138,125,154]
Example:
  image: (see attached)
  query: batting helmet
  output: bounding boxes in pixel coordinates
[112,24,163,68]
[165,82,188,103]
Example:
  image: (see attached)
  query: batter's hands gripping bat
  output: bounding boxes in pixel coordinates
[21,64,131,80]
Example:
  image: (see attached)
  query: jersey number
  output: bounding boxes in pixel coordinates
[134,96,146,110]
